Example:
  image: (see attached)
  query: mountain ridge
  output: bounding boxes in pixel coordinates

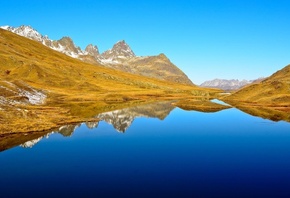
[1,25,193,85]
[200,78,264,90]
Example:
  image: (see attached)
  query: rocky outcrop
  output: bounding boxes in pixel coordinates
[85,44,99,59]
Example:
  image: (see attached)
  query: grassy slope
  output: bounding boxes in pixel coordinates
[122,53,194,85]
[0,29,219,133]
[224,64,290,105]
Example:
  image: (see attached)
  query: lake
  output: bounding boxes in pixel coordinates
[0,101,290,198]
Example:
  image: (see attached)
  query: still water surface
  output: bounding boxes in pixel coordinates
[0,102,290,197]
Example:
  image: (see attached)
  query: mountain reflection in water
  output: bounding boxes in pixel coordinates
[2,100,289,152]
[96,101,175,132]
[2,101,175,151]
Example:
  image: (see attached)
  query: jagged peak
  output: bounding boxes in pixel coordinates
[109,40,135,57]
[158,53,167,58]
[18,25,34,29]
[157,53,170,61]
[85,44,99,57]
[114,40,127,46]
[86,43,95,47]
[58,36,78,49]
[116,39,126,44]
[58,36,73,43]
[85,44,99,51]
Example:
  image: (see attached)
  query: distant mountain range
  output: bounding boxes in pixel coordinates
[1,25,193,85]
[200,78,264,90]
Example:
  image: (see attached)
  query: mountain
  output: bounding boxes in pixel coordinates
[0,28,216,134]
[1,25,87,58]
[200,78,263,90]
[224,64,290,106]
[1,25,193,85]
[98,44,194,85]
[99,40,135,61]
[85,44,99,58]
[102,52,194,85]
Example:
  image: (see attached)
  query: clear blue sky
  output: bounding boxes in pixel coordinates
[1,0,290,84]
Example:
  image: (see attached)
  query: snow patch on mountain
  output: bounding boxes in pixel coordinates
[21,88,46,105]
[0,80,46,106]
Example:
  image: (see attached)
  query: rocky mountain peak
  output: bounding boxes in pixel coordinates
[58,36,73,43]
[114,40,135,57]
[158,53,169,61]
[58,36,75,49]
[57,36,83,55]
[85,44,99,58]
[101,40,135,60]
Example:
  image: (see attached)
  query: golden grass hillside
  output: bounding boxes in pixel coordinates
[223,64,290,106]
[0,29,220,133]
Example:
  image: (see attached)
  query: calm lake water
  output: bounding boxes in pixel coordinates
[1,101,290,198]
